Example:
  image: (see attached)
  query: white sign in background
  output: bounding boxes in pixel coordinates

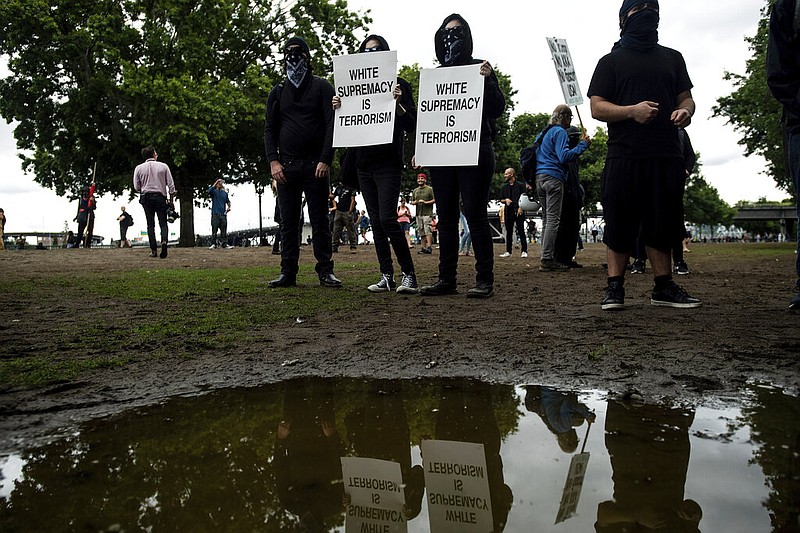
[341,456,407,533]
[414,64,484,167]
[421,439,493,532]
[333,50,398,148]
[546,37,584,107]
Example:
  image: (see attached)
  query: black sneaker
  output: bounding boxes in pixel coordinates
[601,280,625,310]
[396,272,419,294]
[651,281,702,308]
[630,259,645,274]
[367,273,396,293]
[160,242,168,259]
[419,279,458,296]
[673,261,690,275]
[466,284,494,298]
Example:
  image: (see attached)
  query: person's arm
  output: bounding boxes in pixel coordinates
[671,90,694,128]
[165,166,177,201]
[348,196,355,213]
[316,79,336,179]
[590,94,660,124]
[480,62,506,120]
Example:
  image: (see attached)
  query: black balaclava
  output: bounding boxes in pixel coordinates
[618,0,659,52]
[435,14,474,66]
[358,34,390,53]
[284,36,311,88]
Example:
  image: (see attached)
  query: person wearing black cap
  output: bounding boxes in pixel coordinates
[767,0,800,311]
[333,35,419,294]
[419,14,506,299]
[588,0,701,310]
[264,36,340,288]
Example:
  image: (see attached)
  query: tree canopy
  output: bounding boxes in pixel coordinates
[0,0,370,245]
[713,0,792,194]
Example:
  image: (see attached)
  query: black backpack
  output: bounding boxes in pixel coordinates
[519,124,557,186]
[126,214,134,227]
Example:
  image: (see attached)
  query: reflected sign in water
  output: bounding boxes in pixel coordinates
[1,379,799,532]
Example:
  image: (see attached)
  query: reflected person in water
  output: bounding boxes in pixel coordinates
[595,398,702,532]
[524,385,596,453]
[433,379,514,531]
[269,379,345,531]
[344,380,425,521]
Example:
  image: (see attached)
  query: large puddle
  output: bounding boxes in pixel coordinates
[1,378,799,532]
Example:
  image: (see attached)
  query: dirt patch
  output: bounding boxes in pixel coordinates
[0,242,798,451]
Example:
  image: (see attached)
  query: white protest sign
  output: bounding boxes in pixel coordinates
[421,439,493,532]
[333,50,398,147]
[414,64,484,166]
[341,456,407,533]
[555,452,590,524]
[546,37,584,106]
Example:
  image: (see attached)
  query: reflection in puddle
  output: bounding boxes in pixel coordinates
[0,379,798,532]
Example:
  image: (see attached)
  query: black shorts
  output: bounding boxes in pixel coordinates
[600,157,685,253]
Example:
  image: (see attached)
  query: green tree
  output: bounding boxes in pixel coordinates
[0,0,370,245]
[713,1,792,193]
[684,156,736,231]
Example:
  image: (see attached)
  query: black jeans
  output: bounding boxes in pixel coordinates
[276,160,333,276]
[140,192,168,251]
[429,147,495,286]
[358,168,415,276]
[554,194,580,264]
[504,207,527,254]
[75,211,95,248]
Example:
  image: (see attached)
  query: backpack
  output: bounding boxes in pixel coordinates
[519,124,557,185]
[126,214,134,227]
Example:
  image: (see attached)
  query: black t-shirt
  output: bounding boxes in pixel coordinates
[500,181,526,210]
[334,185,356,213]
[588,45,692,159]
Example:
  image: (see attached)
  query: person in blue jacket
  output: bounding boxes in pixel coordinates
[534,104,590,272]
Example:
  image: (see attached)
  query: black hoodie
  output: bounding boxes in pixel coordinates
[434,14,505,145]
[351,34,417,171]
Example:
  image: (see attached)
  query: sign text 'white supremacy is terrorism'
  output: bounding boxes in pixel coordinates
[415,64,484,166]
[333,50,398,147]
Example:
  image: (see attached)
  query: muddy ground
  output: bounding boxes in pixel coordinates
[0,241,798,452]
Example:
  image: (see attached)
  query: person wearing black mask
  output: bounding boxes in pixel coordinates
[588,0,701,310]
[333,35,419,293]
[264,36,341,288]
[419,14,506,299]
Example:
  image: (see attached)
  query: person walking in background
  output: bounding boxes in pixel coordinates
[397,197,413,248]
[0,208,6,251]
[419,13,505,299]
[766,0,800,310]
[499,167,529,258]
[589,0,701,309]
[534,105,590,272]
[459,208,472,256]
[357,210,370,245]
[410,173,435,255]
[74,179,96,249]
[208,178,232,249]
[330,182,358,254]
[133,145,176,259]
[554,126,587,269]
[117,206,133,248]
[264,36,341,288]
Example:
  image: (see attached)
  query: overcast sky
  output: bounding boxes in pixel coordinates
[0,0,780,243]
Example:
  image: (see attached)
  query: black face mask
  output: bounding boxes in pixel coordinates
[442,26,466,65]
[285,50,309,88]
[620,8,659,51]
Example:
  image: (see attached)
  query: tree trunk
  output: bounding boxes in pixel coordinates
[176,181,196,247]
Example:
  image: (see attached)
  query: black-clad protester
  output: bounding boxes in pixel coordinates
[264,36,341,288]
[553,126,586,268]
[333,34,419,294]
[419,14,506,299]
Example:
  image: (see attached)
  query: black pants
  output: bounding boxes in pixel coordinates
[140,192,168,251]
[358,168,415,276]
[504,207,527,254]
[554,194,580,265]
[276,160,333,276]
[75,211,95,248]
[429,147,495,286]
